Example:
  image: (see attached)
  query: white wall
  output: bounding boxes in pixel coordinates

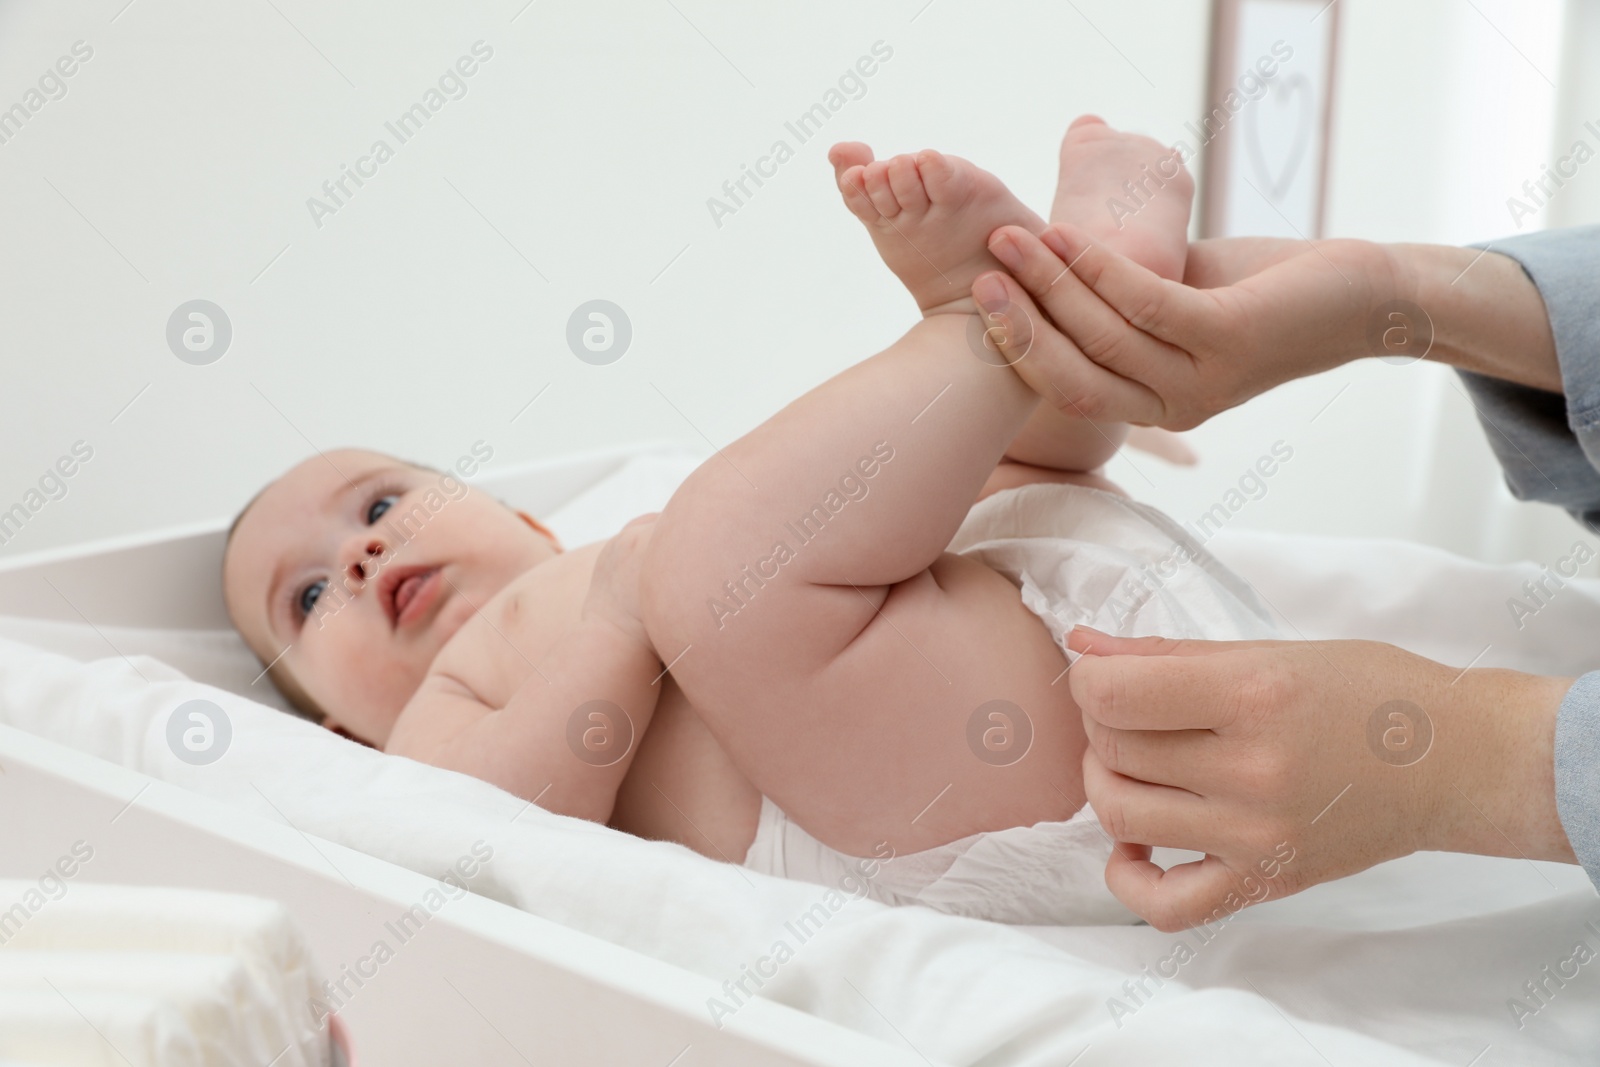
[0,0,1594,569]
[0,0,1209,556]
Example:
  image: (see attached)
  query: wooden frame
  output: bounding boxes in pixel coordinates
[1199,0,1342,239]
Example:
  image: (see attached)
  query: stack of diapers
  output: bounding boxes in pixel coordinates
[0,882,331,1067]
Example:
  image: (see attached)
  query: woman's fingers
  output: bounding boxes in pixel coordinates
[1105,850,1267,933]
[1066,627,1280,657]
[1068,644,1281,732]
[985,223,1233,429]
[1071,638,1507,930]
[1087,763,1303,931]
[971,271,1166,425]
[1081,717,1219,792]
[1043,222,1218,349]
[980,224,1390,431]
[1083,754,1212,846]
[987,225,1187,387]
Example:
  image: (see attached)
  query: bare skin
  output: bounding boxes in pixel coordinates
[962,165,1580,929]
[1064,627,1576,932]
[1047,114,1193,283]
[972,222,1562,429]
[1007,114,1189,465]
[223,121,1198,868]
[222,454,761,863]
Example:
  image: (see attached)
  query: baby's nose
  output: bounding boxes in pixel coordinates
[349,540,385,582]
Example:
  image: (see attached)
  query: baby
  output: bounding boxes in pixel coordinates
[224,118,1253,925]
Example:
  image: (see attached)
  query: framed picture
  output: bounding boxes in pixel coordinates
[1198,0,1341,239]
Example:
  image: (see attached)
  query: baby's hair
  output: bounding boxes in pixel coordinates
[223,453,440,555]
[223,451,443,727]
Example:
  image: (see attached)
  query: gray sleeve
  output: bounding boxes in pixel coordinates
[1456,225,1600,526]
[1557,673,1600,889]
[1452,225,1600,893]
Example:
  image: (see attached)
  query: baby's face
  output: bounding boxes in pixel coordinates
[223,449,557,745]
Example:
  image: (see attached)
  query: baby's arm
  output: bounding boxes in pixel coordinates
[386,519,661,823]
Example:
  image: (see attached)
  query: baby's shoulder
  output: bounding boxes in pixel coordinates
[425,543,606,707]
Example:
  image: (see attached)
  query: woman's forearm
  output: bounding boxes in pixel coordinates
[1183,237,1565,392]
[1404,242,1563,393]
[1425,666,1576,863]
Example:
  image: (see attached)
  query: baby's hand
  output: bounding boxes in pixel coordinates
[584,513,658,648]
[1049,116,1193,283]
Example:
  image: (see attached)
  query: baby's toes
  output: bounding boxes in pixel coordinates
[1059,118,1118,157]
[861,160,902,218]
[836,164,879,222]
[885,154,929,215]
[828,141,874,180]
[913,149,968,205]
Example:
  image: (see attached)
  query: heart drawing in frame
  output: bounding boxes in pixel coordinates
[1244,72,1314,203]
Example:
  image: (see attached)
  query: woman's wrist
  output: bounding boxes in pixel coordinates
[1401,242,1563,392]
[1422,665,1577,863]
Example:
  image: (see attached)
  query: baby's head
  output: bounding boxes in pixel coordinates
[222,448,560,746]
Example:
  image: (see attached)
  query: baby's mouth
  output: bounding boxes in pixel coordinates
[382,565,442,629]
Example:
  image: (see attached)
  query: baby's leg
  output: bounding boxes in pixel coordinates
[643,156,1090,858]
[997,117,1195,470]
[826,142,1046,315]
[1049,114,1193,282]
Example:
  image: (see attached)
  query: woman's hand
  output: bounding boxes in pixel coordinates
[976,224,1403,429]
[1065,627,1576,931]
[1179,235,1312,289]
[977,224,1566,428]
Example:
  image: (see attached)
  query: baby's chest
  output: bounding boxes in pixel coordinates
[428,569,576,709]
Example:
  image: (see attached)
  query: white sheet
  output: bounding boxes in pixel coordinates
[1,448,1597,1065]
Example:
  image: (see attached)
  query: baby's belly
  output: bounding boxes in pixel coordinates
[608,678,763,862]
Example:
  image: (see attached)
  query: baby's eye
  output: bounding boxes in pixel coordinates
[298,578,328,617]
[367,494,399,524]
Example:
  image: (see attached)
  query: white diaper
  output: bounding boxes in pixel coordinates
[743,795,1143,925]
[740,483,1279,926]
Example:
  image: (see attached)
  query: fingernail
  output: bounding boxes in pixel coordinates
[1040,227,1074,260]
[1067,625,1110,650]
[987,232,1023,271]
[973,273,1008,311]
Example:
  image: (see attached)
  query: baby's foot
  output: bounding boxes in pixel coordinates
[829,142,1045,315]
[1050,115,1193,282]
